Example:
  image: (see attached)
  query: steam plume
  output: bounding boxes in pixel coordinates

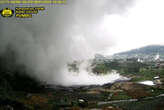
[0,0,135,85]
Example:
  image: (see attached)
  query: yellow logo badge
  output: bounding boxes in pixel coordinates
[0,8,14,17]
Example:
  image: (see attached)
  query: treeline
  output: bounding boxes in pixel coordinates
[92,59,148,74]
[92,58,164,81]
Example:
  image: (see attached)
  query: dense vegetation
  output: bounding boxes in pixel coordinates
[92,57,164,81]
[92,59,147,74]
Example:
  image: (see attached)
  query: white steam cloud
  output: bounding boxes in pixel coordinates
[0,0,135,85]
[63,61,128,86]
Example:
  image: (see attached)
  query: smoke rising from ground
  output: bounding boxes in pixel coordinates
[0,0,135,85]
[64,61,129,86]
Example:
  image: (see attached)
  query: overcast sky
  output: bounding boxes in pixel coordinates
[102,0,164,55]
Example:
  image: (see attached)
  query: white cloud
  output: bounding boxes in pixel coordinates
[101,0,164,55]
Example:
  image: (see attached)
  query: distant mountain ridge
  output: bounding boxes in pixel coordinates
[115,45,164,55]
[112,45,164,60]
